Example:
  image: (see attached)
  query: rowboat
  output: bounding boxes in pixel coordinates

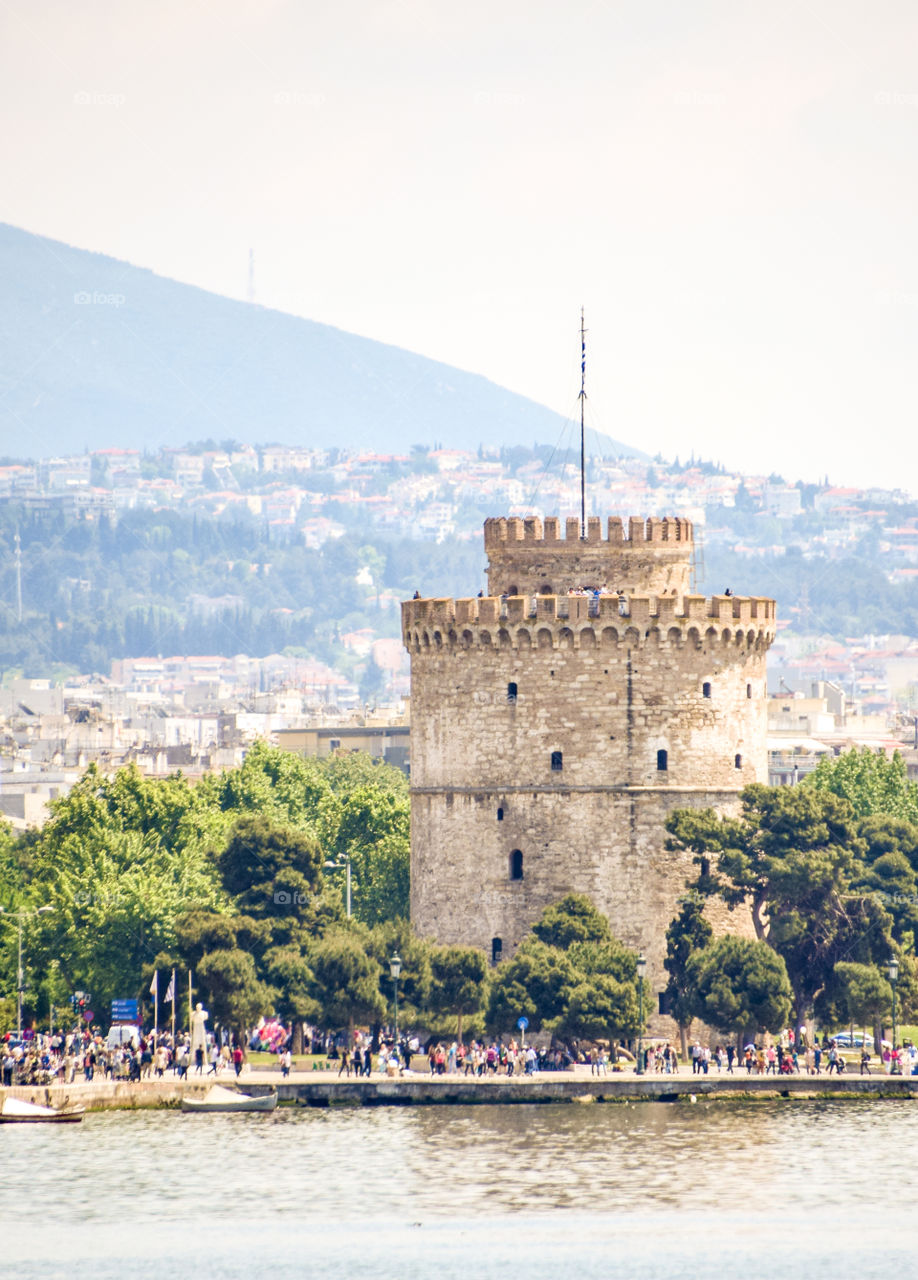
[0,1096,85,1124]
[180,1084,277,1113]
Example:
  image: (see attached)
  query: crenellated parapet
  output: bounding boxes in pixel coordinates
[483,515,694,548]
[402,592,777,652]
[483,513,695,598]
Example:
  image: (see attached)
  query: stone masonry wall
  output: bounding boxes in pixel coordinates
[404,515,775,1034]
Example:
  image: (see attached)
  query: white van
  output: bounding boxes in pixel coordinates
[105,1025,140,1049]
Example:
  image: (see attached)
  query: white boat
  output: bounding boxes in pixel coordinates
[0,1095,85,1124]
[180,1084,277,1113]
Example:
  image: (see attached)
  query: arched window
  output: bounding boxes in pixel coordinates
[508,584,518,596]
[657,749,668,772]
[491,937,503,966]
[509,850,523,880]
[702,682,712,698]
[539,584,552,594]
[497,807,504,821]
[735,753,743,769]
[507,682,518,702]
[551,750,563,771]
[746,683,753,699]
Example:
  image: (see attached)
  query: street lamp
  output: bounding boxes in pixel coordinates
[889,956,900,1073]
[0,904,54,1039]
[635,954,647,1075]
[324,853,352,918]
[390,953,401,1049]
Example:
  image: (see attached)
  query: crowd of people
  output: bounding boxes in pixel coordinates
[4,1025,915,1086]
[0,1028,247,1088]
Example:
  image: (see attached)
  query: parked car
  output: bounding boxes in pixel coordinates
[830,1032,874,1048]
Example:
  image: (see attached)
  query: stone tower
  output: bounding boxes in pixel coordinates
[402,514,776,1011]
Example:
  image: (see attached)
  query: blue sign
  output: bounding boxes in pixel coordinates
[111,998,139,1022]
[517,1016,529,1031]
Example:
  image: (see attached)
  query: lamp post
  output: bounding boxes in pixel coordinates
[635,954,647,1075]
[390,953,401,1049]
[889,956,900,1074]
[0,904,54,1039]
[323,853,352,918]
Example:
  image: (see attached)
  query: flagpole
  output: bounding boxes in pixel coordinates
[188,968,192,1033]
[153,972,158,1044]
[170,967,176,1043]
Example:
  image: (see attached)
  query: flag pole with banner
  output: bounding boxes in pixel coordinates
[188,968,193,1036]
[166,968,175,1042]
[150,969,158,1044]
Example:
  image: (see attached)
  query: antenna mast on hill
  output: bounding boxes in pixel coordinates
[14,529,22,622]
[579,307,587,538]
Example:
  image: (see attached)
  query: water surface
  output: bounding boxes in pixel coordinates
[2,1100,912,1276]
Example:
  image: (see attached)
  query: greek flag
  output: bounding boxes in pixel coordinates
[165,970,175,1003]
[149,970,158,997]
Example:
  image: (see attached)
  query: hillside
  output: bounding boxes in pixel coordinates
[0,224,641,460]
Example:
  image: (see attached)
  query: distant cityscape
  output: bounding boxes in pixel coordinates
[3,440,918,828]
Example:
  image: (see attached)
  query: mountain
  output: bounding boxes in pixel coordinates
[0,224,642,460]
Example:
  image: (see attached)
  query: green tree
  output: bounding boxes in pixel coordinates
[485,938,576,1035]
[667,785,891,1027]
[428,945,489,1043]
[685,936,793,1042]
[216,815,324,926]
[803,749,918,824]
[828,962,891,1042]
[308,929,386,1037]
[663,895,713,1058]
[531,893,612,950]
[196,947,276,1039]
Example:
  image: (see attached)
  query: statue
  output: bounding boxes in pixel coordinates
[190,1002,209,1073]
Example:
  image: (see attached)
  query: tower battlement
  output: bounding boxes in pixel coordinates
[402,592,775,650]
[483,515,694,598]
[483,515,694,548]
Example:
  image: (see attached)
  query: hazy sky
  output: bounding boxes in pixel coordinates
[2,0,917,490]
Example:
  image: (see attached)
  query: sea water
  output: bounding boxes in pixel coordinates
[1,1100,913,1277]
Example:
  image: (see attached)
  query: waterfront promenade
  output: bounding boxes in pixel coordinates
[8,1066,918,1111]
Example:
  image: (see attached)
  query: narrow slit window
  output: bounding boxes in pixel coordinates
[657,749,668,772]
[735,753,742,769]
[700,857,711,878]
[509,850,523,880]
[702,682,712,698]
[746,683,753,699]
[497,807,504,821]
[507,682,518,702]
[491,937,503,966]
[551,750,563,771]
